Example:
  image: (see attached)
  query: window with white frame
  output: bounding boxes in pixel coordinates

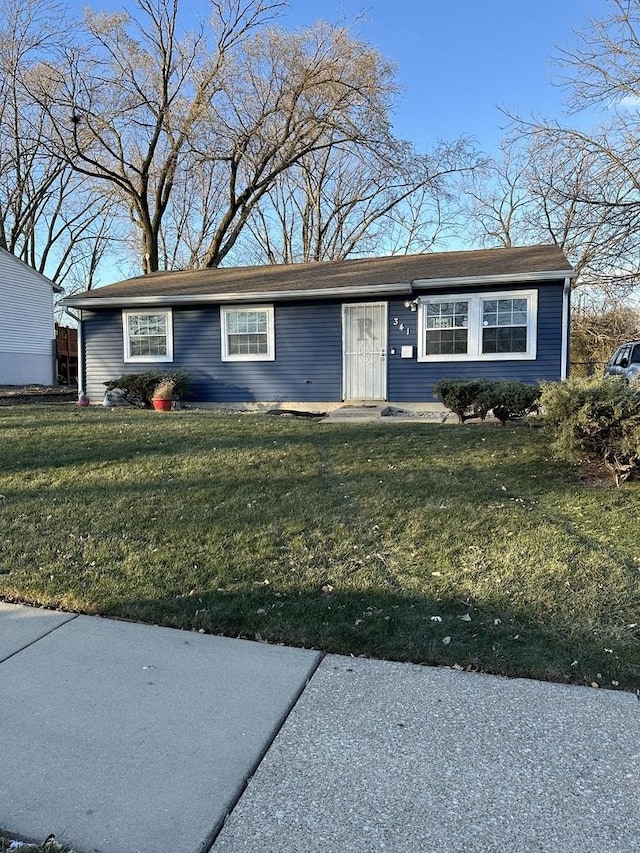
[481,297,528,354]
[221,305,275,361]
[424,300,470,356]
[123,310,173,362]
[418,290,537,362]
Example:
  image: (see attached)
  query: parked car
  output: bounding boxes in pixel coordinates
[604,341,640,379]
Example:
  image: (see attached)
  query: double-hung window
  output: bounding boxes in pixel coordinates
[221,305,275,361]
[418,290,537,362]
[481,297,528,354]
[424,300,470,356]
[123,310,173,362]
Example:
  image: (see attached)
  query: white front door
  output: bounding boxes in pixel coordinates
[342,302,388,400]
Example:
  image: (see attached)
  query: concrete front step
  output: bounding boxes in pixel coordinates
[322,405,390,421]
[322,405,453,423]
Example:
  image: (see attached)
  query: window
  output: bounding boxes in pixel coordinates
[614,345,631,366]
[418,290,537,362]
[123,310,173,362]
[481,298,528,354]
[425,300,469,355]
[221,305,275,361]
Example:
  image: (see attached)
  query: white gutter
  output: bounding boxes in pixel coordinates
[412,270,577,289]
[560,275,572,379]
[61,282,413,309]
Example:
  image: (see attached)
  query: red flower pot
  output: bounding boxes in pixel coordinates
[152,398,172,411]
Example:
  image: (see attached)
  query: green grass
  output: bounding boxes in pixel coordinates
[0,405,638,691]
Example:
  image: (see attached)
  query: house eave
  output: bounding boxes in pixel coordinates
[61,267,578,310]
[412,269,577,289]
[60,282,413,309]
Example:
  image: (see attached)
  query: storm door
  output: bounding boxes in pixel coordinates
[342,302,388,400]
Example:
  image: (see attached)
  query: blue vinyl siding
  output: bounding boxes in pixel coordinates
[82,280,565,404]
[388,282,565,402]
[83,302,342,403]
[179,302,342,402]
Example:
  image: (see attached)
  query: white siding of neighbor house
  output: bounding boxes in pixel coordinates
[0,248,56,385]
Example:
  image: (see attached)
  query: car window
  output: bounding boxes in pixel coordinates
[631,344,640,364]
[607,347,621,365]
[614,345,631,365]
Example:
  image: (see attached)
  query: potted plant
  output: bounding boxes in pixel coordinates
[151,377,176,411]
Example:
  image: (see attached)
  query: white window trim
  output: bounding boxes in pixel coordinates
[122,309,173,363]
[417,289,538,362]
[220,304,275,362]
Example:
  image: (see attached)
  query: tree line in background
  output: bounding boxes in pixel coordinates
[2,0,640,357]
[0,0,482,286]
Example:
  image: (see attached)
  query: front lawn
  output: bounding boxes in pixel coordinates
[0,406,638,690]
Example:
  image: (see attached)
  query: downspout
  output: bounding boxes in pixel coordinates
[63,307,84,397]
[560,276,571,379]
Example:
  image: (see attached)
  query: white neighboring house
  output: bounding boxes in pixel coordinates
[0,247,61,385]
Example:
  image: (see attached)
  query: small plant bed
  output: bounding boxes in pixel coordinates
[0,406,638,691]
[0,386,76,406]
[103,370,189,408]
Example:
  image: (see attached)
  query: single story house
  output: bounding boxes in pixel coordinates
[61,244,576,409]
[0,247,61,386]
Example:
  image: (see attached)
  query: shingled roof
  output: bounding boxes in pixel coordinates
[63,244,574,308]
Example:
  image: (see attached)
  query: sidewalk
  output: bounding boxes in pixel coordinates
[1,602,639,853]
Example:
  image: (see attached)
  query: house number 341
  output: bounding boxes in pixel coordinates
[393,317,412,335]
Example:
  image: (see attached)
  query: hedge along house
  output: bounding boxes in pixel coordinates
[61,244,576,410]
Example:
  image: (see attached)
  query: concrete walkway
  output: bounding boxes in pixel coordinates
[1,602,639,853]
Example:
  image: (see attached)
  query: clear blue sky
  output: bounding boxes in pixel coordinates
[281,0,611,154]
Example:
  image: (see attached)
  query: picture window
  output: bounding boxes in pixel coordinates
[417,290,537,362]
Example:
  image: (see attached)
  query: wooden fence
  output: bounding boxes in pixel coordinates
[55,323,78,385]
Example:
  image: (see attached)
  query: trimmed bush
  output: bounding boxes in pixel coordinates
[433,378,491,423]
[434,378,539,425]
[488,380,541,426]
[540,375,640,486]
[105,370,190,408]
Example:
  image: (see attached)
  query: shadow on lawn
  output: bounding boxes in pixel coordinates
[103,586,640,694]
[0,409,406,475]
[2,411,639,691]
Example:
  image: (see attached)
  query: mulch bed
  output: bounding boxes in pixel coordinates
[0,385,77,406]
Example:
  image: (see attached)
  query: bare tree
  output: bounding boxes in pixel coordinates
[571,297,640,375]
[39,0,286,274]
[161,20,405,268]
[38,3,426,272]
[458,139,530,249]
[458,126,640,297]
[555,0,640,111]
[523,126,640,291]
[0,0,112,287]
[493,0,640,292]
[18,0,481,276]
[237,136,479,264]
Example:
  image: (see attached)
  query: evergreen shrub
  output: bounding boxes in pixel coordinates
[105,370,190,408]
[434,378,540,425]
[540,375,640,486]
